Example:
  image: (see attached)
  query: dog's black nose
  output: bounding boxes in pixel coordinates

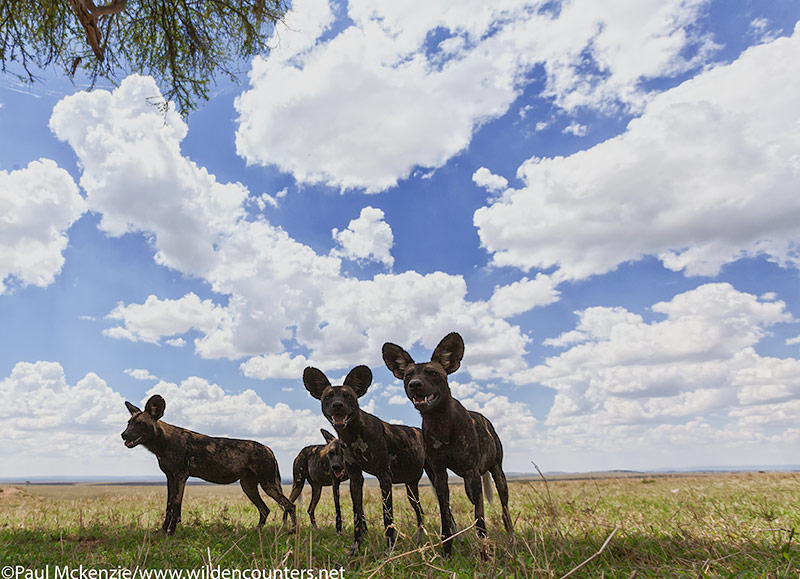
[331,400,345,413]
[407,379,423,393]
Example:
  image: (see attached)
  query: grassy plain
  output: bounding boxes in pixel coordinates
[1,472,799,578]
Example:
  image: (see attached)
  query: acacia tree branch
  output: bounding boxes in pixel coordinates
[66,0,126,61]
[67,0,103,60]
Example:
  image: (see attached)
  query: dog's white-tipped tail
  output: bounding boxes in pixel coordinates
[482,472,494,504]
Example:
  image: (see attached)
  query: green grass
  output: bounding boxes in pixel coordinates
[1,473,799,578]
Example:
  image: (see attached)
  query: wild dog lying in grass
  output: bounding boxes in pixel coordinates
[303,365,426,555]
[284,428,348,533]
[383,332,513,557]
[121,394,296,534]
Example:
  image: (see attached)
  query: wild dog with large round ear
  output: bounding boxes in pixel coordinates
[383,332,514,557]
[121,394,296,534]
[303,365,427,556]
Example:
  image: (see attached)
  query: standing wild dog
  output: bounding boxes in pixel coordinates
[284,428,348,533]
[383,332,513,556]
[303,365,426,555]
[121,394,296,534]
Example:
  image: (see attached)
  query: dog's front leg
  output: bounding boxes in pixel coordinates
[162,471,176,533]
[378,475,396,550]
[169,475,188,534]
[332,479,343,535]
[348,469,365,556]
[431,466,455,557]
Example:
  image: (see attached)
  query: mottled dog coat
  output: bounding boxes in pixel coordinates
[121,395,296,534]
[383,332,513,556]
[304,365,426,555]
[285,429,347,533]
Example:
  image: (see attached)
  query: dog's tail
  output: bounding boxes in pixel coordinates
[288,453,307,506]
[482,472,494,504]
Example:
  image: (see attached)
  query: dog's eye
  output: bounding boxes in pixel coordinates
[424,367,438,376]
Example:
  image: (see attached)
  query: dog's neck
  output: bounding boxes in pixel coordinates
[332,410,364,443]
[142,420,173,454]
[419,394,460,432]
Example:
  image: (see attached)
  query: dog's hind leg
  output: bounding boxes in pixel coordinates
[464,469,486,539]
[490,463,513,534]
[241,472,271,526]
[260,478,297,532]
[404,482,424,542]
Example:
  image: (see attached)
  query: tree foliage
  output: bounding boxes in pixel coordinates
[0,0,286,115]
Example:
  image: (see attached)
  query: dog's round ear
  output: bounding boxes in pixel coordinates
[344,365,373,398]
[321,428,336,444]
[304,367,331,400]
[382,342,415,380]
[144,395,166,420]
[125,401,141,415]
[431,332,465,374]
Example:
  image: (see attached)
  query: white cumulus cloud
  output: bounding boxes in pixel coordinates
[331,206,394,268]
[0,361,151,477]
[50,75,248,277]
[51,76,530,380]
[0,160,86,293]
[235,0,714,193]
[474,27,800,280]
[240,353,310,380]
[124,368,158,381]
[489,274,561,318]
[104,293,229,346]
[517,283,800,470]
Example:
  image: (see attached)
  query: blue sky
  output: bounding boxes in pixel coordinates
[2,0,800,478]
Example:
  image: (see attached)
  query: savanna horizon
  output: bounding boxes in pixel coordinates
[2,472,798,577]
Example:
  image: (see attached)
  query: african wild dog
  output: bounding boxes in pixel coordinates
[383,332,513,556]
[303,365,426,555]
[121,394,296,534]
[283,428,348,533]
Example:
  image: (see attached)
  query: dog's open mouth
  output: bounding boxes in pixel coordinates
[412,393,438,408]
[329,413,351,427]
[124,436,144,448]
[332,468,346,479]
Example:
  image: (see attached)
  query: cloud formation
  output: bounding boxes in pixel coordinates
[331,206,394,268]
[49,76,248,277]
[0,160,85,293]
[0,361,148,477]
[520,283,800,469]
[235,0,714,192]
[50,75,530,380]
[474,26,800,280]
